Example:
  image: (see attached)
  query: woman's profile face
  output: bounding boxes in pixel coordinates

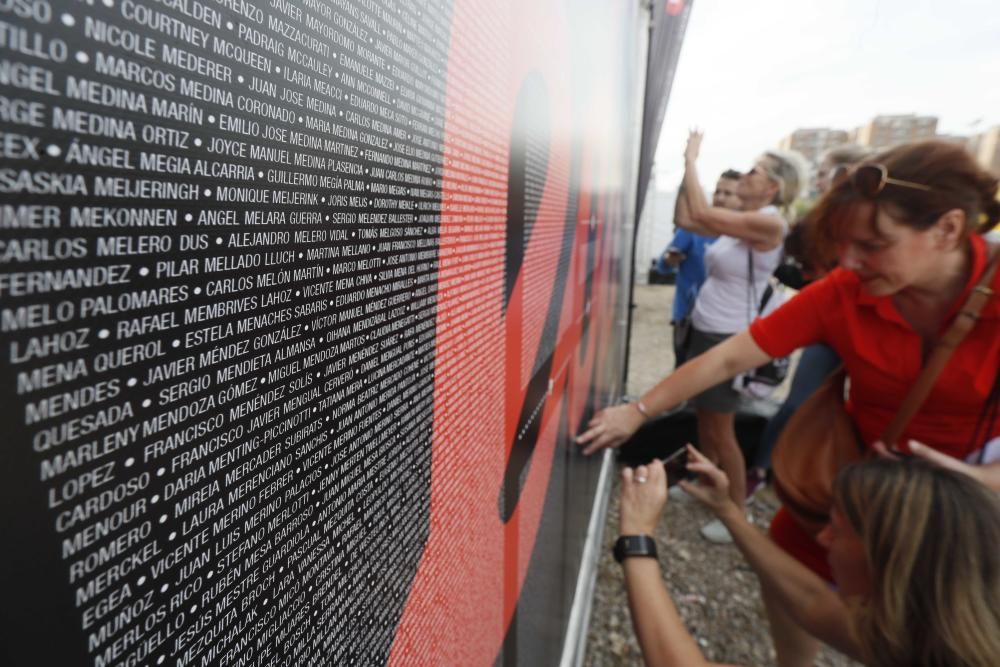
[836,206,941,296]
[817,508,872,598]
[738,159,779,203]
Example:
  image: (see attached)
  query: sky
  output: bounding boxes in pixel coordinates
[653,0,1000,191]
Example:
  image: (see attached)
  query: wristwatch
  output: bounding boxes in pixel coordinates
[613,535,658,563]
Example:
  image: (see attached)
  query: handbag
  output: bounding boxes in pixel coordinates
[732,249,790,398]
[773,223,810,290]
[772,242,1000,536]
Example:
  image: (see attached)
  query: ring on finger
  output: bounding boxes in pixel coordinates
[636,476,647,484]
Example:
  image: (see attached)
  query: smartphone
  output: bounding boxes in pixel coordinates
[887,447,918,460]
[661,448,690,487]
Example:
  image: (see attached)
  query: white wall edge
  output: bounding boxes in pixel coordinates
[557,447,615,667]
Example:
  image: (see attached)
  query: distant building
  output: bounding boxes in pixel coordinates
[780,116,998,176]
[968,126,1000,174]
[850,114,938,149]
[778,128,848,164]
[935,133,970,146]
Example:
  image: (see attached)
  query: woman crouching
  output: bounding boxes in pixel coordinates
[617,449,1000,666]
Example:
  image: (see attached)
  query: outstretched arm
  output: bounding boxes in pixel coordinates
[681,448,864,661]
[874,439,1000,492]
[576,330,771,454]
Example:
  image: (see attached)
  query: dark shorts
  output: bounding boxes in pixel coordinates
[687,327,744,413]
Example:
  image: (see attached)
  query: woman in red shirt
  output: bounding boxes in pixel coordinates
[578,140,1000,667]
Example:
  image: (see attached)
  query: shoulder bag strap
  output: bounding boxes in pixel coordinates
[746,247,774,321]
[972,369,1000,464]
[759,283,775,312]
[881,241,1000,446]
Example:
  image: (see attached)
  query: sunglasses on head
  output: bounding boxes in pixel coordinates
[852,164,933,197]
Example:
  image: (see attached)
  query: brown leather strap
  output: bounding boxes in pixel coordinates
[772,476,833,524]
[881,242,1000,446]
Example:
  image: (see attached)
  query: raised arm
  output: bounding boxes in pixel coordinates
[682,131,785,250]
[674,182,718,238]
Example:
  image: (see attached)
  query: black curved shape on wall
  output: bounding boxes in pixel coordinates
[497,84,579,522]
[503,73,550,312]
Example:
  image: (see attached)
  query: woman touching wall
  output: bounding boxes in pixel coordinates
[581,140,1000,666]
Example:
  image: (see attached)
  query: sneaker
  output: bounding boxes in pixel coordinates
[668,484,695,503]
[745,468,767,500]
[700,518,733,543]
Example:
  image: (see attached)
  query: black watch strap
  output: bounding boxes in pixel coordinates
[613,535,657,563]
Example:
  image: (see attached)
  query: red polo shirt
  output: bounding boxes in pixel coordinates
[750,234,1000,459]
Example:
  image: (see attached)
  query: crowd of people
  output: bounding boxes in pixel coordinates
[578,134,1000,666]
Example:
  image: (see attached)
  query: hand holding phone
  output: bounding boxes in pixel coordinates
[661,447,691,487]
[672,445,735,514]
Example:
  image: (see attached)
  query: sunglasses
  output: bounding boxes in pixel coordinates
[748,165,784,191]
[852,164,933,197]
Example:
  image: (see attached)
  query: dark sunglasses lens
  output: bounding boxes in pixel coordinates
[854,166,883,196]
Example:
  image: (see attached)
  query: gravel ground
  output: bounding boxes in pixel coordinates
[583,285,861,667]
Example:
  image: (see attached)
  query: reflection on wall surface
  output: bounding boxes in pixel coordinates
[0,0,647,664]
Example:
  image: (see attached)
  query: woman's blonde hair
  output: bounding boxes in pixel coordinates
[759,149,809,210]
[835,459,1000,667]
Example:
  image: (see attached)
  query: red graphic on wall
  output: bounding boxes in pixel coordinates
[388,0,631,664]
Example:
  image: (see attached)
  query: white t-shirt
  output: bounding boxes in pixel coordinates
[691,205,787,334]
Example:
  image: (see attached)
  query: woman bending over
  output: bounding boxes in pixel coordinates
[618,449,1000,666]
